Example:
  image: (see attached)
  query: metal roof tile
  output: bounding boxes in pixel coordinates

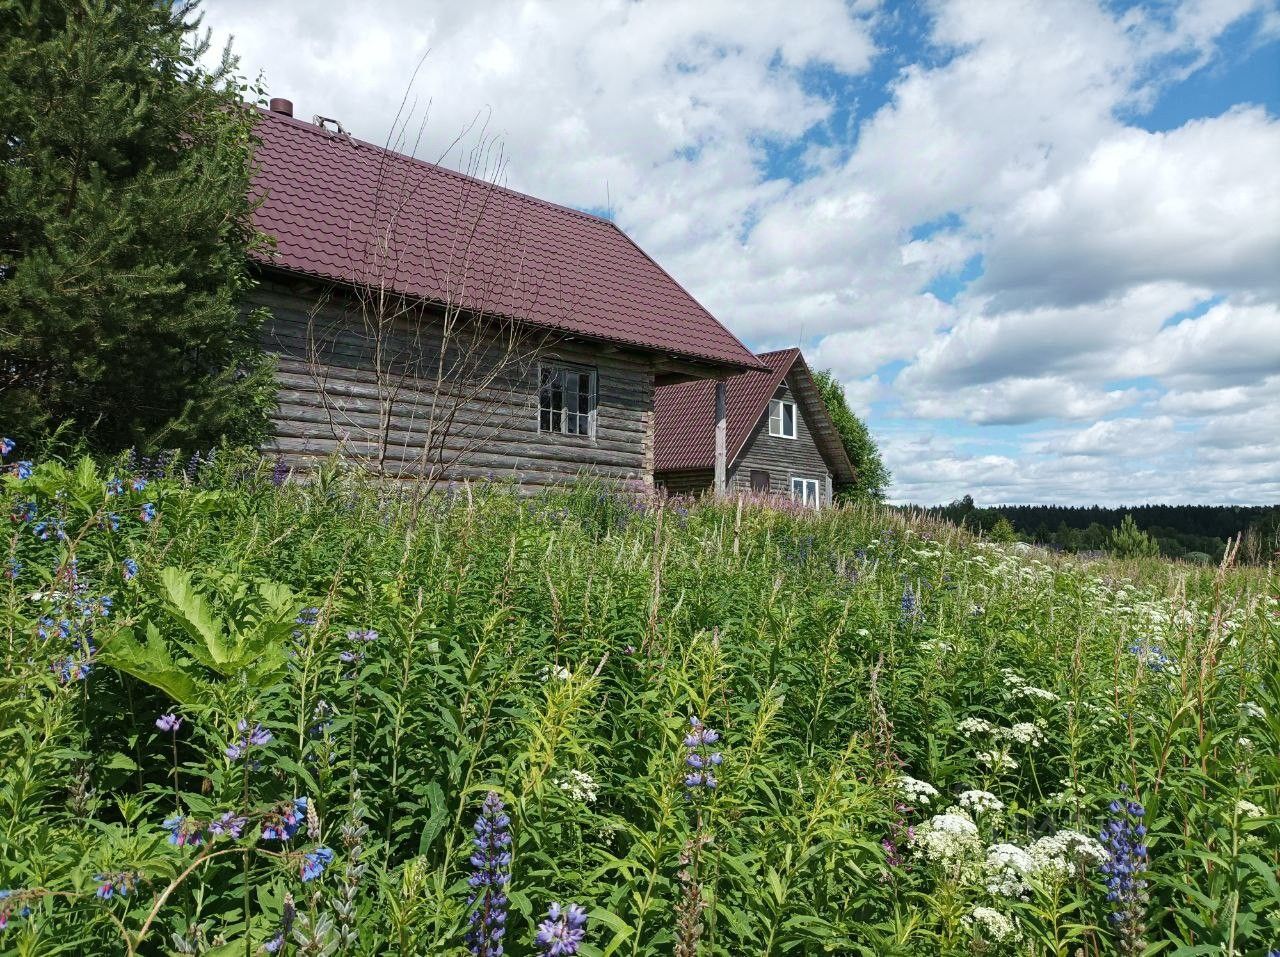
[250,109,760,371]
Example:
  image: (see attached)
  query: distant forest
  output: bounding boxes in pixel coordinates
[916,498,1280,563]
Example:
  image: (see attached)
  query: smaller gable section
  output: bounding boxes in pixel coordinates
[653,348,856,485]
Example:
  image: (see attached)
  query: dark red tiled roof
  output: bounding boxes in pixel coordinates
[654,348,857,484]
[249,109,760,370]
[654,348,800,471]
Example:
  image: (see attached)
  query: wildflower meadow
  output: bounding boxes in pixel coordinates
[0,445,1276,955]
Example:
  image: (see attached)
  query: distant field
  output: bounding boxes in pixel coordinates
[2,454,1276,955]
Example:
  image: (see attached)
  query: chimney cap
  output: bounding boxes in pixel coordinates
[268,97,294,118]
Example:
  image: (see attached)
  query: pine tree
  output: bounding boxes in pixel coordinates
[811,368,891,501]
[990,515,1018,543]
[0,0,274,453]
[1109,514,1160,559]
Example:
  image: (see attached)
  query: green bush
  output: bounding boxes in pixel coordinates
[0,446,1276,955]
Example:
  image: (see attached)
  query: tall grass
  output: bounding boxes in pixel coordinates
[0,450,1276,955]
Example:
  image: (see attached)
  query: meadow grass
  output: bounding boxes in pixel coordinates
[0,451,1276,955]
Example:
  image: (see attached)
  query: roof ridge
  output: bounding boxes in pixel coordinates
[256,107,616,229]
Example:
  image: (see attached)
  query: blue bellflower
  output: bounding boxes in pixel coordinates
[261,797,309,842]
[300,846,335,882]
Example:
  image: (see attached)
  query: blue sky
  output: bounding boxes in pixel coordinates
[205,0,1280,504]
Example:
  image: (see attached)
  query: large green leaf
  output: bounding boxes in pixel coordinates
[99,624,204,706]
[159,567,231,671]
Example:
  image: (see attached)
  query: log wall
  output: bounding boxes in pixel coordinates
[251,281,656,490]
[729,382,833,503]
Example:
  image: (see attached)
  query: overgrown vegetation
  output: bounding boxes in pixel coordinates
[0,0,275,454]
[812,369,890,502]
[1,446,1276,955]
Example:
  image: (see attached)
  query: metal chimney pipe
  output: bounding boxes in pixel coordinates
[268,98,294,118]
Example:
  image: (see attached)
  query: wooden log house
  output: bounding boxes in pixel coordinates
[246,98,764,490]
[653,348,857,508]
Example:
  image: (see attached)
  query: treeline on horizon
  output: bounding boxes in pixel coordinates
[910,497,1280,563]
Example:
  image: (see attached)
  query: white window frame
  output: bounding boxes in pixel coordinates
[791,477,820,509]
[769,398,796,439]
[537,362,597,438]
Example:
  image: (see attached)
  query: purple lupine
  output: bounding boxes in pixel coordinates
[138,502,156,523]
[347,629,378,643]
[1100,793,1150,957]
[1127,641,1172,672]
[162,814,204,848]
[300,846,335,882]
[683,717,722,793]
[225,719,272,761]
[900,584,918,621]
[263,893,295,953]
[534,902,588,956]
[271,456,290,487]
[261,798,309,842]
[208,812,248,839]
[465,791,511,956]
[156,713,182,733]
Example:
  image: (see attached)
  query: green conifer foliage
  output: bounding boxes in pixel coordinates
[0,0,275,452]
[1109,514,1161,559]
[811,368,891,501]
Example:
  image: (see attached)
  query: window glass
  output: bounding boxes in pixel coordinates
[539,365,595,437]
[790,477,819,508]
[770,399,796,438]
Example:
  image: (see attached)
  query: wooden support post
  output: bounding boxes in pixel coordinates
[714,378,727,496]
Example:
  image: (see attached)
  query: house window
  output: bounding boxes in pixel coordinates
[750,469,771,493]
[769,399,796,438]
[791,477,820,509]
[538,364,596,437]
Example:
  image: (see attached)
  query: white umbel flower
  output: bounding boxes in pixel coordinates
[897,774,940,806]
[957,717,995,735]
[1236,799,1265,819]
[1000,722,1045,746]
[984,843,1034,897]
[976,748,1019,771]
[911,812,982,865]
[1028,829,1108,880]
[958,789,1004,814]
[967,906,1020,944]
[554,769,598,804]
